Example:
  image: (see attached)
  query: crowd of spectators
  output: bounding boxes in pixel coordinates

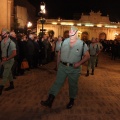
[84,39,120,60]
[0,31,64,79]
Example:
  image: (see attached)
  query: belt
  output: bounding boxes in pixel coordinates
[90,55,96,57]
[60,61,74,67]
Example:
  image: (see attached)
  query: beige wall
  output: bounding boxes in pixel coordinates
[11,0,14,28]
[15,6,28,28]
[37,11,120,40]
[80,11,110,24]
[78,27,120,40]
[0,0,13,32]
[37,23,120,40]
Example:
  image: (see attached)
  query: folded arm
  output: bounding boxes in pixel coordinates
[74,50,90,68]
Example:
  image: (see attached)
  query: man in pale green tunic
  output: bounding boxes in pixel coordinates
[41,26,90,109]
[54,35,63,71]
[0,28,16,95]
[95,38,103,67]
[86,37,100,76]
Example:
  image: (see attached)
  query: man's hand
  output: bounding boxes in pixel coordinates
[74,62,80,68]
[0,61,3,65]
[2,57,8,61]
[96,54,98,56]
[74,51,90,68]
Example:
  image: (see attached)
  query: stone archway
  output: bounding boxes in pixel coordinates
[115,34,120,40]
[63,30,69,39]
[99,32,106,40]
[81,31,89,42]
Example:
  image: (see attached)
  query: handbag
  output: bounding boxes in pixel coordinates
[21,59,29,69]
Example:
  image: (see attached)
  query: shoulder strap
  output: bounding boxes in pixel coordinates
[7,40,11,58]
[81,42,85,60]
[96,44,98,52]
[60,40,64,52]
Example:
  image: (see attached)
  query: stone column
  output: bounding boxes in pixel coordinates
[0,0,13,31]
[8,0,12,30]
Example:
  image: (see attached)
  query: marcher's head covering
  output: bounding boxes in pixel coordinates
[70,26,78,31]
[1,28,10,34]
[69,26,78,37]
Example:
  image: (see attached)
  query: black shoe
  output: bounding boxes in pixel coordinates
[0,85,4,95]
[91,69,94,75]
[66,98,74,109]
[0,75,3,78]
[85,70,89,77]
[41,94,55,108]
[13,76,16,79]
[91,72,94,75]
[86,74,89,77]
[4,86,14,91]
[4,81,14,91]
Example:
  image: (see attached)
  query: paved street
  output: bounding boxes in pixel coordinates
[0,53,120,120]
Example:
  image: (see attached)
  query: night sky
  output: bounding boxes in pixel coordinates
[28,0,120,22]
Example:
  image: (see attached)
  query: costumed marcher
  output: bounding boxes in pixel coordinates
[41,26,90,109]
[86,37,100,76]
[54,35,63,71]
[0,28,16,95]
[95,38,103,67]
[9,31,19,79]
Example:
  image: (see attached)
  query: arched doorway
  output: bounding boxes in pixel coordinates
[81,31,89,42]
[63,30,69,39]
[99,32,106,40]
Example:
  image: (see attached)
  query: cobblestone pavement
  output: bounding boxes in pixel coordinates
[0,53,120,120]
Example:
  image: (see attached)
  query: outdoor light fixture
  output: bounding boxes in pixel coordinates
[39,2,46,37]
[105,25,117,28]
[77,23,82,26]
[40,2,46,14]
[27,21,32,34]
[60,22,74,26]
[52,22,57,25]
[27,22,32,28]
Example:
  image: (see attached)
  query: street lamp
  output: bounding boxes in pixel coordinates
[40,2,46,14]
[39,2,46,37]
[27,21,32,28]
[27,21,32,34]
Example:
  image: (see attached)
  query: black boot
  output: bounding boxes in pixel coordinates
[66,98,74,109]
[41,94,55,108]
[91,69,94,75]
[95,62,98,67]
[86,70,89,77]
[0,85,4,95]
[4,81,14,91]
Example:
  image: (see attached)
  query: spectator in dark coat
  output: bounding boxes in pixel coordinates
[33,36,40,68]
[111,40,118,60]
[17,34,28,75]
[26,34,35,69]
[38,37,45,66]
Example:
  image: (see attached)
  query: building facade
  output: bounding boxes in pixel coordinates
[14,0,36,29]
[15,6,28,28]
[0,0,14,32]
[0,0,36,33]
[37,11,120,40]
